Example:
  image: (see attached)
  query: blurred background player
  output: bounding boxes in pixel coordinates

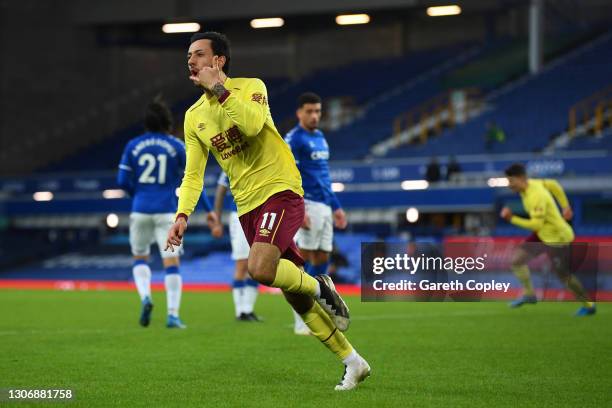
[285,92,347,335]
[117,96,220,328]
[214,171,261,322]
[501,163,595,316]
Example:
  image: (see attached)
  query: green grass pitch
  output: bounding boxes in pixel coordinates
[1,289,610,407]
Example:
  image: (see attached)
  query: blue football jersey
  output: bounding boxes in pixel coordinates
[117,132,186,214]
[285,125,341,210]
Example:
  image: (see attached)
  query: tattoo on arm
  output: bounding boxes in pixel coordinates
[211,83,227,99]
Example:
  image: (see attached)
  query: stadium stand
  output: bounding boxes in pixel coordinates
[384,30,612,158]
[41,45,473,170]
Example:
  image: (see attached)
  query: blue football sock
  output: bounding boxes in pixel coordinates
[245,278,259,288]
[303,261,313,276]
[310,262,330,276]
[165,265,179,275]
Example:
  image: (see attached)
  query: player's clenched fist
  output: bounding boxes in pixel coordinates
[165,218,188,252]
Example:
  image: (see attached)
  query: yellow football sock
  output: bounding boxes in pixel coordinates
[301,302,353,360]
[564,275,592,307]
[271,259,319,297]
[512,264,535,296]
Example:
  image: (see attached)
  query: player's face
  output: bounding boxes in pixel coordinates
[187,39,217,85]
[297,103,322,131]
[507,176,527,193]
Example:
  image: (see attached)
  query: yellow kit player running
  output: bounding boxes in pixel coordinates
[501,163,595,316]
[164,32,370,389]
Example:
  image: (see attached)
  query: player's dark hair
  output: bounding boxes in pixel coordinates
[190,31,231,74]
[504,163,527,177]
[297,92,322,108]
[144,96,173,134]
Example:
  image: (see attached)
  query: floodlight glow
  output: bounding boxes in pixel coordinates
[401,180,429,190]
[406,207,420,223]
[488,177,510,188]
[426,5,462,17]
[331,182,346,192]
[106,213,119,228]
[33,191,54,201]
[336,14,370,25]
[250,18,284,28]
[162,23,201,34]
[102,189,126,199]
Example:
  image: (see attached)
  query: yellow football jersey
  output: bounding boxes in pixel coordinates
[511,179,574,244]
[177,77,303,217]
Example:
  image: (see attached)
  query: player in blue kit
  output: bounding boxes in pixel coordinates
[285,92,347,335]
[213,172,261,322]
[117,97,220,328]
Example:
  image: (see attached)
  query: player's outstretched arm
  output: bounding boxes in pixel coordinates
[501,206,544,232]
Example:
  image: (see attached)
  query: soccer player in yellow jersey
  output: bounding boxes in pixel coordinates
[164,32,370,389]
[501,163,595,316]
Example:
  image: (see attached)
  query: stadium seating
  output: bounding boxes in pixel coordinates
[564,128,612,151]
[314,44,477,160]
[385,31,612,158]
[41,45,473,170]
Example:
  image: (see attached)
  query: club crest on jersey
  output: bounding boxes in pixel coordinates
[197,123,206,131]
[259,228,271,237]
